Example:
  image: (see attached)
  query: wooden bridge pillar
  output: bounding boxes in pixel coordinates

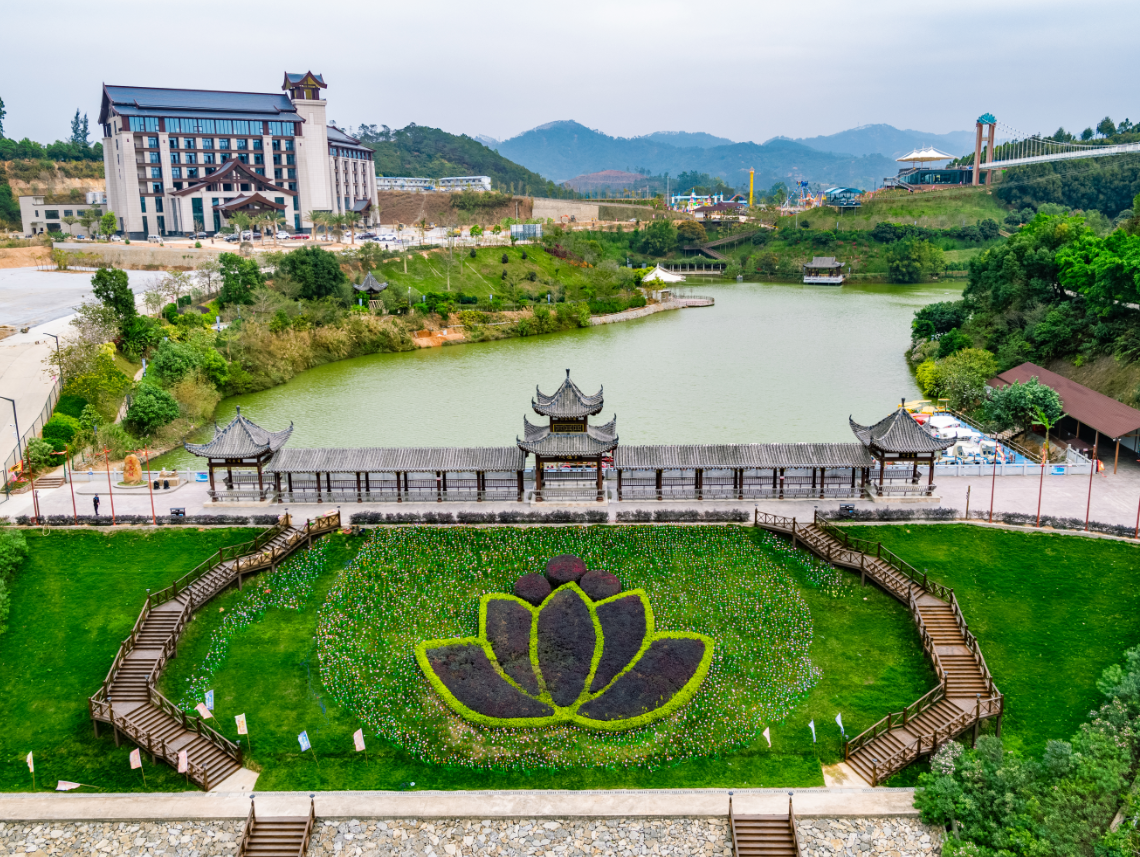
[616,469,623,501]
[655,469,663,501]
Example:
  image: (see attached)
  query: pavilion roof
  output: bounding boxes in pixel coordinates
[532,370,604,418]
[517,415,618,457]
[184,408,293,459]
[805,256,842,269]
[613,443,874,469]
[850,409,953,454]
[265,446,525,473]
[353,272,387,294]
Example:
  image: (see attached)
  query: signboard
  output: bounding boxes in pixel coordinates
[552,422,585,433]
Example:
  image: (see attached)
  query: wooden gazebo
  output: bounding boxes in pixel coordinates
[184,408,293,501]
[517,370,617,502]
[353,272,388,310]
[850,406,953,496]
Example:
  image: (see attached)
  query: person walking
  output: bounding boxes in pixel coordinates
[92,494,100,517]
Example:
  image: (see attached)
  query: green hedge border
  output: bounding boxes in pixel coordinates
[414,583,714,731]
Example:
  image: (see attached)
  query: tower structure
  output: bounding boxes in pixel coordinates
[517,370,617,502]
[283,71,333,230]
[973,113,997,186]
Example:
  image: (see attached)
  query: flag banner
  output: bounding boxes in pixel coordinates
[205,690,214,711]
[195,703,213,720]
[298,731,311,752]
[56,781,81,791]
[177,751,188,774]
[762,727,771,748]
[235,714,248,735]
[129,748,142,770]
[26,752,33,773]
[808,720,817,742]
[835,712,845,735]
[353,729,365,752]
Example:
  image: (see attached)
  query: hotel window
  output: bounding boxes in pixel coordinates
[288,183,297,191]
[272,154,281,165]
[205,167,216,176]
[150,168,162,178]
[204,153,215,164]
[185,153,197,164]
[140,197,146,213]
[170,138,179,149]
[63,210,73,217]
[223,184,233,191]
[151,183,163,193]
[170,153,180,164]
[236,139,248,150]
[255,168,265,176]
[149,152,160,163]
[184,138,196,149]
[284,140,294,152]
[253,139,263,150]
[171,168,182,179]
[285,155,295,165]
[187,168,199,178]
[142,216,149,235]
[155,198,164,213]
[202,138,214,149]
[45,210,59,219]
[240,183,251,191]
[272,140,280,151]
[254,154,264,165]
[274,169,283,179]
[233,121,250,135]
[157,216,165,234]
[218,139,230,150]
[216,120,233,135]
[173,183,183,190]
[147,136,158,148]
[238,154,248,164]
[287,169,296,179]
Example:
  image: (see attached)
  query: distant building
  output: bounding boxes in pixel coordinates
[96,71,378,239]
[19,195,107,237]
[802,256,845,286]
[376,176,492,192]
[510,223,542,241]
[822,187,864,208]
[563,170,650,194]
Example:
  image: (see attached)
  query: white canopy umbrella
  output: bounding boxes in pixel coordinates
[896,146,955,163]
[642,264,686,283]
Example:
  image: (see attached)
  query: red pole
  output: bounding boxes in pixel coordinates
[1134,492,1139,540]
[1085,439,1098,531]
[66,444,78,524]
[989,435,998,524]
[104,446,116,525]
[142,445,157,526]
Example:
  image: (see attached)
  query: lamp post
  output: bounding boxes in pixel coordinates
[1,396,22,466]
[43,332,62,385]
[989,433,999,524]
[1085,436,1099,531]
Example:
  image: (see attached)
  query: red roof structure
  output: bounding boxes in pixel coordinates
[988,362,1140,440]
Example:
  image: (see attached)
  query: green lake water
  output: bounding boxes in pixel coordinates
[154,280,963,469]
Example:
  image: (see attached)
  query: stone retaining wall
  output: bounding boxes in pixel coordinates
[0,816,943,857]
[590,298,714,326]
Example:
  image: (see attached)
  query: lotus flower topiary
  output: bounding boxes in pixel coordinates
[415,555,714,730]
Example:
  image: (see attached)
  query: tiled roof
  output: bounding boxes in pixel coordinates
[353,273,387,293]
[806,256,842,269]
[170,160,297,196]
[517,416,618,457]
[102,85,296,119]
[613,443,874,469]
[989,362,1140,439]
[326,125,369,147]
[184,409,293,459]
[850,410,953,453]
[533,370,604,418]
[265,446,524,473]
[284,72,327,87]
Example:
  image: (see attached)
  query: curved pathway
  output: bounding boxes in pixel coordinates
[755,511,1003,786]
[88,511,341,790]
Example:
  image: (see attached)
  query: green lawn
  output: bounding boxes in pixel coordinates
[159,527,932,791]
[843,524,1140,756]
[0,528,259,793]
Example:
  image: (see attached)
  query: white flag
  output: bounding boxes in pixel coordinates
[177,751,188,774]
[835,712,845,736]
[762,727,771,748]
[56,781,81,791]
[195,703,214,720]
[129,748,142,770]
[808,720,816,743]
[26,752,33,773]
[235,714,248,735]
[298,731,311,752]
[353,729,366,752]
[205,690,214,711]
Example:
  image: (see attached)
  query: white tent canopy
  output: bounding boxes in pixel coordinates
[896,146,955,163]
[641,264,686,283]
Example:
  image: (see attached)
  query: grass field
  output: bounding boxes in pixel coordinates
[0,528,259,793]
[835,186,1010,231]
[843,524,1140,756]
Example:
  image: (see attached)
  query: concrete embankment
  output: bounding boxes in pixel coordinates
[589,297,714,325]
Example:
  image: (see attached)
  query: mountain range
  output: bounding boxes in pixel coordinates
[785,124,977,160]
[491,121,902,192]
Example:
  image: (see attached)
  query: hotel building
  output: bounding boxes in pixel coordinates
[97,72,378,239]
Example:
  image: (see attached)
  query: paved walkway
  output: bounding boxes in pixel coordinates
[0,787,919,821]
[0,267,160,329]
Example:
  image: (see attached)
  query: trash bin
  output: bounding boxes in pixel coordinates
[170,507,186,519]
[838,504,856,519]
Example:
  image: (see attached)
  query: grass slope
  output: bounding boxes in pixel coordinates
[0,528,259,793]
[843,524,1140,756]
[161,528,931,790]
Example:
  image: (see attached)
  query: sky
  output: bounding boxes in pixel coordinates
[2,0,1137,148]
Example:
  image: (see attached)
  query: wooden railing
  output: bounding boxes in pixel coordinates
[789,796,801,856]
[237,800,256,857]
[728,794,738,857]
[844,684,946,758]
[88,510,341,789]
[302,798,316,855]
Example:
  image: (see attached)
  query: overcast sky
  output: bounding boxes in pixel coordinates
[3,0,1136,148]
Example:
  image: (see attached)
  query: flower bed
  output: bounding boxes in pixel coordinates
[317,525,825,771]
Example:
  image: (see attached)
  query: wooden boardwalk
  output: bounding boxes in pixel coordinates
[755,511,1002,786]
[730,795,800,857]
[238,798,315,857]
[88,511,342,791]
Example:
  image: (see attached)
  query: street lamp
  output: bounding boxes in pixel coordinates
[43,332,63,384]
[1,396,22,465]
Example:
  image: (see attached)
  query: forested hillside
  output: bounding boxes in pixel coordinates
[353,124,576,199]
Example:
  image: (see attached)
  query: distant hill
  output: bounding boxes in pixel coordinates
[353,123,575,198]
[787,124,976,160]
[641,130,735,149]
[494,120,896,191]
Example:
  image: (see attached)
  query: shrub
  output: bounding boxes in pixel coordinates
[125,384,180,435]
[42,413,80,444]
[0,528,29,636]
[149,339,199,385]
[276,245,345,301]
[54,394,89,420]
[501,253,509,264]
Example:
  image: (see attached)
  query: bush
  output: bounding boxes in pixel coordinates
[42,413,80,444]
[276,245,345,301]
[125,384,180,435]
[0,528,29,636]
[149,339,199,385]
[54,394,89,420]
[501,253,509,264]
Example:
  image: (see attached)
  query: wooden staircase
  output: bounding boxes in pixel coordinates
[754,510,1003,785]
[89,511,342,790]
[238,798,315,857]
[730,794,800,857]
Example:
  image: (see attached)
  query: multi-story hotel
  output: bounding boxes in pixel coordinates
[97,72,378,239]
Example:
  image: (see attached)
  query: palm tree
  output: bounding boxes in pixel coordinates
[343,210,362,245]
[306,210,331,242]
[264,213,286,245]
[230,212,252,241]
[328,213,346,244]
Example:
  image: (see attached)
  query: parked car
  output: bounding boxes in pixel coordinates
[275,231,290,240]
[224,233,240,242]
[194,231,208,239]
[289,233,311,240]
[240,230,253,241]
[147,234,162,244]
[356,232,377,240]
[110,234,124,242]
[73,234,88,241]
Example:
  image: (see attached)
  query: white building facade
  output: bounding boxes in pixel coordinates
[18,196,106,237]
[97,72,378,238]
